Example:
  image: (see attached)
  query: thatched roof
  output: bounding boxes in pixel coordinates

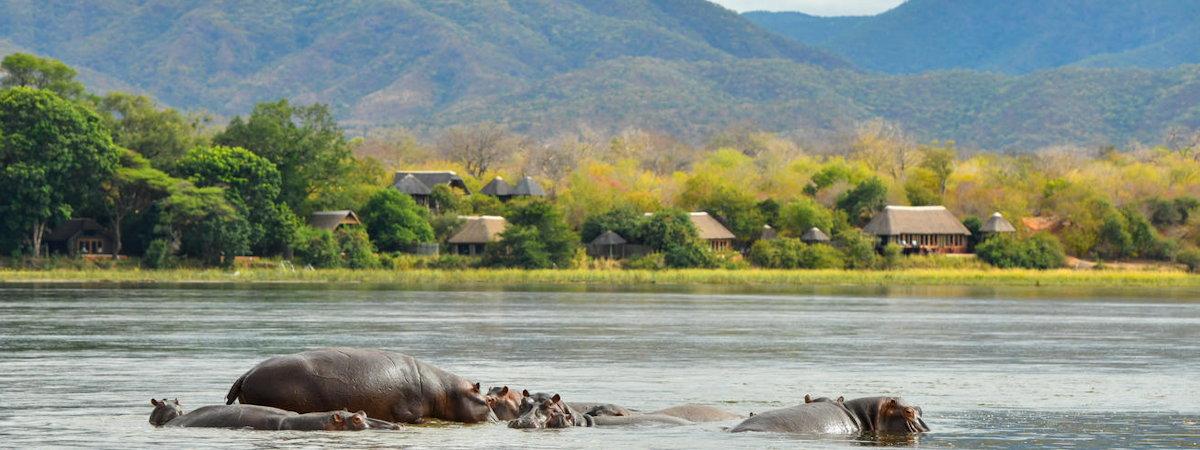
[981,212,1016,233]
[308,210,361,231]
[512,176,546,197]
[393,174,432,195]
[800,227,831,242]
[863,206,970,236]
[447,216,508,244]
[481,176,512,196]
[760,225,778,240]
[393,171,470,194]
[591,230,627,246]
[689,212,736,240]
[46,218,109,241]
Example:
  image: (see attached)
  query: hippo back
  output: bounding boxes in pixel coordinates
[165,405,292,429]
[730,402,859,434]
[652,404,742,422]
[592,414,693,427]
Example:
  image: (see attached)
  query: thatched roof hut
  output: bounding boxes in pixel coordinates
[864,206,970,236]
[689,212,735,251]
[393,174,432,196]
[981,212,1017,233]
[447,215,508,255]
[46,218,114,256]
[481,176,513,197]
[308,210,361,231]
[800,227,831,243]
[392,171,470,194]
[512,176,547,197]
[591,230,628,246]
[589,230,628,259]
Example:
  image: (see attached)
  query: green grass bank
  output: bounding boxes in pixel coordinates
[1,267,1197,288]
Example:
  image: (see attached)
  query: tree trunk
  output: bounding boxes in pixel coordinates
[31,222,46,258]
[111,216,123,257]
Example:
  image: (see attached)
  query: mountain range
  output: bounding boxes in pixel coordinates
[2,0,1199,151]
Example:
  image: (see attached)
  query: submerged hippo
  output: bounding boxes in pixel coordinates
[508,393,693,429]
[731,396,929,435]
[225,348,496,424]
[650,404,742,422]
[148,398,397,430]
[487,386,524,420]
[567,402,635,417]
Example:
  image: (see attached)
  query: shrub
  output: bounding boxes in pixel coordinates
[624,253,666,270]
[484,199,578,269]
[637,209,715,268]
[881,242,903,269]
[338,227,379,269]
[293,226,341,268]
[976,233,1066,269]
[1176,247,1200,273]
[835,229,880,269]
[361,189,434,252]
[747,238,844,269]
[142,239,174,269]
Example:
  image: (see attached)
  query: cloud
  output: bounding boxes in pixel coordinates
[711,0,905,16]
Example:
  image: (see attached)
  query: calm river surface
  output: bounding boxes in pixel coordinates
[1,284,1198,448]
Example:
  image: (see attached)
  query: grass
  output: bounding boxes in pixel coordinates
[1,266,1198,288]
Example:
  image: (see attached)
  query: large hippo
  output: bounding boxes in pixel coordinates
[148,398,398,430]
[650,404,742,422]
[225,348,496,424]
[731,396,929,435]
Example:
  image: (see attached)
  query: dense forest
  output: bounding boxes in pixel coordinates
[6,54,1200,272]
[2,0,1200,150]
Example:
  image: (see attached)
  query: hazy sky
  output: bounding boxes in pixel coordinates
[712,0,905,16]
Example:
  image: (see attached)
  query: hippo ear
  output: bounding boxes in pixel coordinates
[836,396,844,404]
[151,399,160,406]
[551,394,561,403]
[499,386,509,395]
[804,394,813,403]
[522,389,531,397]
[472,382,481,393]
[173,398,180,405]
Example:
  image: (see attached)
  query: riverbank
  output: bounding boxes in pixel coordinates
[1,267,1196,288]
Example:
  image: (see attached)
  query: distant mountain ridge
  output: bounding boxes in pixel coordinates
[744,0,1200,74]
[1,0,1199,150]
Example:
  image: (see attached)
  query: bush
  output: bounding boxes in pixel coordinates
[1176,247,1200,273]
[293,226,341,268]
[835,229,880,269]
[338,228,379,269]
[624,253,666,270]
[637,209,715,268]
[484,199,578,269]
[361,189,434,252]
[881,242,903,269]
[747,238,844,269]
[142,239,174,269]
[424,254,475,270]
[976,233,1066,269]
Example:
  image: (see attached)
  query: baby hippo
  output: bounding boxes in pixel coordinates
[149,398,399,431]
[508,393,591,429]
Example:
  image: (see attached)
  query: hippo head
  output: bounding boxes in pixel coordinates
[583,404,631,417]
[486,386,523,420]
[450,382,498,423]
[508,393,573,429]
[867,397,929,434]
[326,410,370,431]
[149,398,183,426]
[804,394,844,404]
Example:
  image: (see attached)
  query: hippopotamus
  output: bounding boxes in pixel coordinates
[225,348,496,424]
[486,386,523,420]
[509,393,694,429]
[650,404,742,422]
[731,396,929,435]
[567,402,635,417]
[148,398,398,430]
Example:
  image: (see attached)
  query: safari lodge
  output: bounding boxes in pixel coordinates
[863,206,971,254]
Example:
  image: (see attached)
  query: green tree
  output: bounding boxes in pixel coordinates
[155,181,250,267]
[636,209,715,268]
[103,149,176,256]
[976,234,1065,269]
[97,93,204,168]
[360,189,434,252]
[748,238,844,269]
[293,225,341,268]
[903,167,941,206]
[918,142,956,197]
[0,87,120,257]
[338,227,380,269]
[0,53,85,100]
[175,145,295,256]
[777,197,834,237]
[485,199,578,268]
[1094,208,1132,259]
[580,206,643,243]
[835,177,888,226]
[215,99,352,213]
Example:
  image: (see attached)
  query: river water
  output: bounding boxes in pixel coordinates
[0,284,1197,448]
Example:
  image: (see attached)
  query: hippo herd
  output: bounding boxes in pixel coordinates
[149,348,929,439]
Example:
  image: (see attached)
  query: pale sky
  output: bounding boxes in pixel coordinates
[712,0,905,16]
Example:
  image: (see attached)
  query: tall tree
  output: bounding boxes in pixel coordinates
[0,53,85,100]
[215,99,352,214]
[360,189,434,252]
[103,149,176,256]
[98,93,206,168]
[0,87,120,257]
[155,181,250,267]
[438,122,520,178]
